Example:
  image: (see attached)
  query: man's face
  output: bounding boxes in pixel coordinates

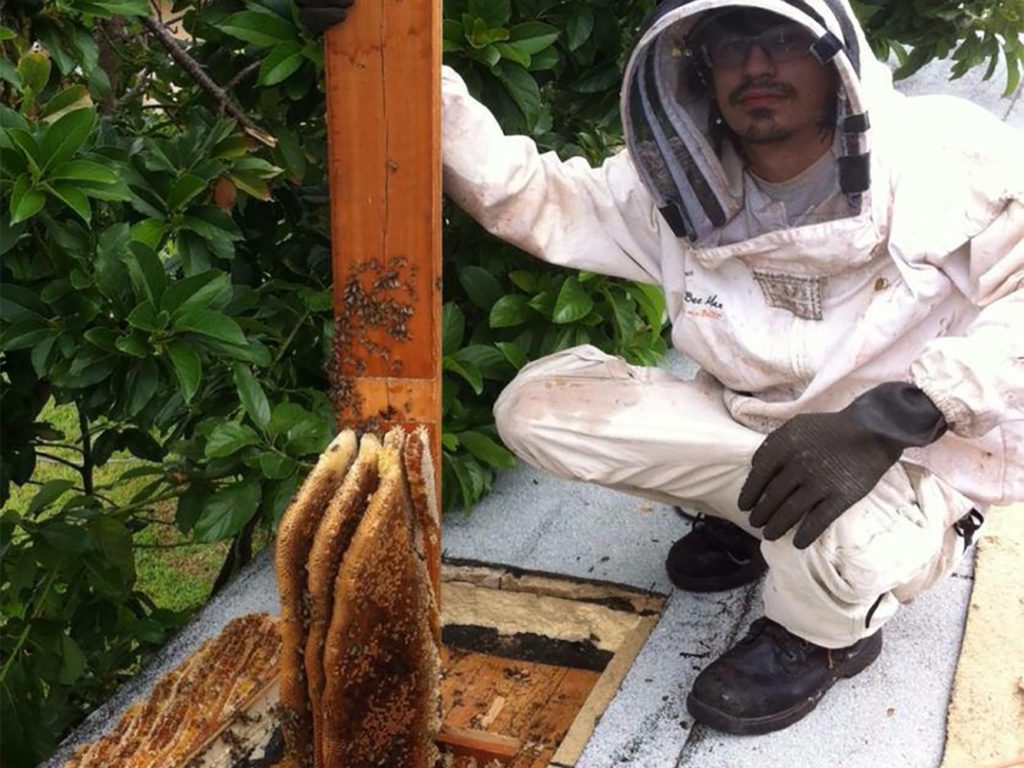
[703,18,836,145]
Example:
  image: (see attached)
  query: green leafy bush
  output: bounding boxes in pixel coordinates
[854,0,1024,95]
[0,0,1020,765]
[2,3,336,764]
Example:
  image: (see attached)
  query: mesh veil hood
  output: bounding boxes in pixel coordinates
[622,0,884,243]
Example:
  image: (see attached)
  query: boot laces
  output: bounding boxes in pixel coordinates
[742,618,814,664]
[683,512,757,563]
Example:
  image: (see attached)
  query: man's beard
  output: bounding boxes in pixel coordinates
[729,79,797,144]
[741,109,795,143]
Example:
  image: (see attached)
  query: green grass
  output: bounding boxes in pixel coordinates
[132,500,231,613]
[4,400,266,616]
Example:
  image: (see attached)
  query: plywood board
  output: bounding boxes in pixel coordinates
[439,646,601,768]
[941,505,1024,768]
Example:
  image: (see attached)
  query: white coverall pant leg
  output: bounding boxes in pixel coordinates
[494,345,974,648]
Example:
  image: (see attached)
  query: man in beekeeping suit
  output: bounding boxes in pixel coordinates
[299,0,1023,733]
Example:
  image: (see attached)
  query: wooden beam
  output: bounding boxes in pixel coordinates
[437,723,521,765]
[323,1,441,495]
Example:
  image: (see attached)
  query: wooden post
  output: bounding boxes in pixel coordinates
[323,3,441,493]
[323,13,524,767]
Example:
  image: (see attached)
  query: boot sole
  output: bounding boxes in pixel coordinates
[685,630,883,735]
[666,552,768,593]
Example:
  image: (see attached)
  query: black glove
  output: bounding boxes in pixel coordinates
[738,382,947,549]
[296,0,354,35]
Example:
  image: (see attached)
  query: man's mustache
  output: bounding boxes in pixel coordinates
[729,79,796,105]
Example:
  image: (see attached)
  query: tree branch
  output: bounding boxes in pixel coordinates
[225,60,262,92]
[117,67,151,107]
[139,16,276,147]
[36,452,82,472]
[135,541,199,549]
[77,404,94,496]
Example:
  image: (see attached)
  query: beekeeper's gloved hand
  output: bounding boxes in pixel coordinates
[296,0,353,35]
[738,382,947,549]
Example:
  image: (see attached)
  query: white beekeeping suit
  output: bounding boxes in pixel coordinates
[441,0,1023,646]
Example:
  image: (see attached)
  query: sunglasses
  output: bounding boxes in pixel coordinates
[701,23,816,69]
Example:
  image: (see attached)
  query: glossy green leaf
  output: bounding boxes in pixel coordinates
[258,452,297,480]
[83,554,129,599]
[90,516,134,576]
[126,357,160,416]
[27,480,76,517]
[458,430,516,469]
[161,271,228,315]
[489,294,532,328]
[495,341,527,369]
[17,51,51,94]
[205,421,260,459]
[125,243,166,304]
[39,86,92,123]
[10,176,46,224]
[566,6,595,51]
[496,63,541,127]
[121,428,164,462]
[41,521,91,553]
[181,206,243,241]
[443,356,484,394]
[167,340,202,404]
[268,402,310,438]
[74,0,149,16]
[194,480,261,542]
[7,129,43,172]
[468,0,511,28]
[603,287,640,342]
[508,270,538,292]
[458,265,505,311]
[0,58,19,88]
[0,319,52,350]
[227,170,271,201]
[259,42,304,86]
[58,635,87,685]
[628,282,667,340]
[175,483,208,533]
[266,473,300,528]
[567,61,620,94]
[114,335,147,357]
[0,104,28,132]
[127,301,162,332]
[466,17,508,49]
[442,302,466,354]
[218,10,297,47]
[232,363,271,430]
[529,47,559,71]
[173,310,248,346]
[281,414,331,456]
[552,276,594,324]
[130,220,168,249]
[495,42,531,67]
[508,22,559,54]
[41,108,96,169]
[47,182,92,223]
[166,174,208,211]
[453,344,512,379]
[444,452,489,511]
[0,283,47,322]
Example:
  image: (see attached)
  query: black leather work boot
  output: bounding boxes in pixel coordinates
[665,511,767,592]
[687,617,883,734]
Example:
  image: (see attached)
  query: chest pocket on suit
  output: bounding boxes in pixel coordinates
[751,271,826,321]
